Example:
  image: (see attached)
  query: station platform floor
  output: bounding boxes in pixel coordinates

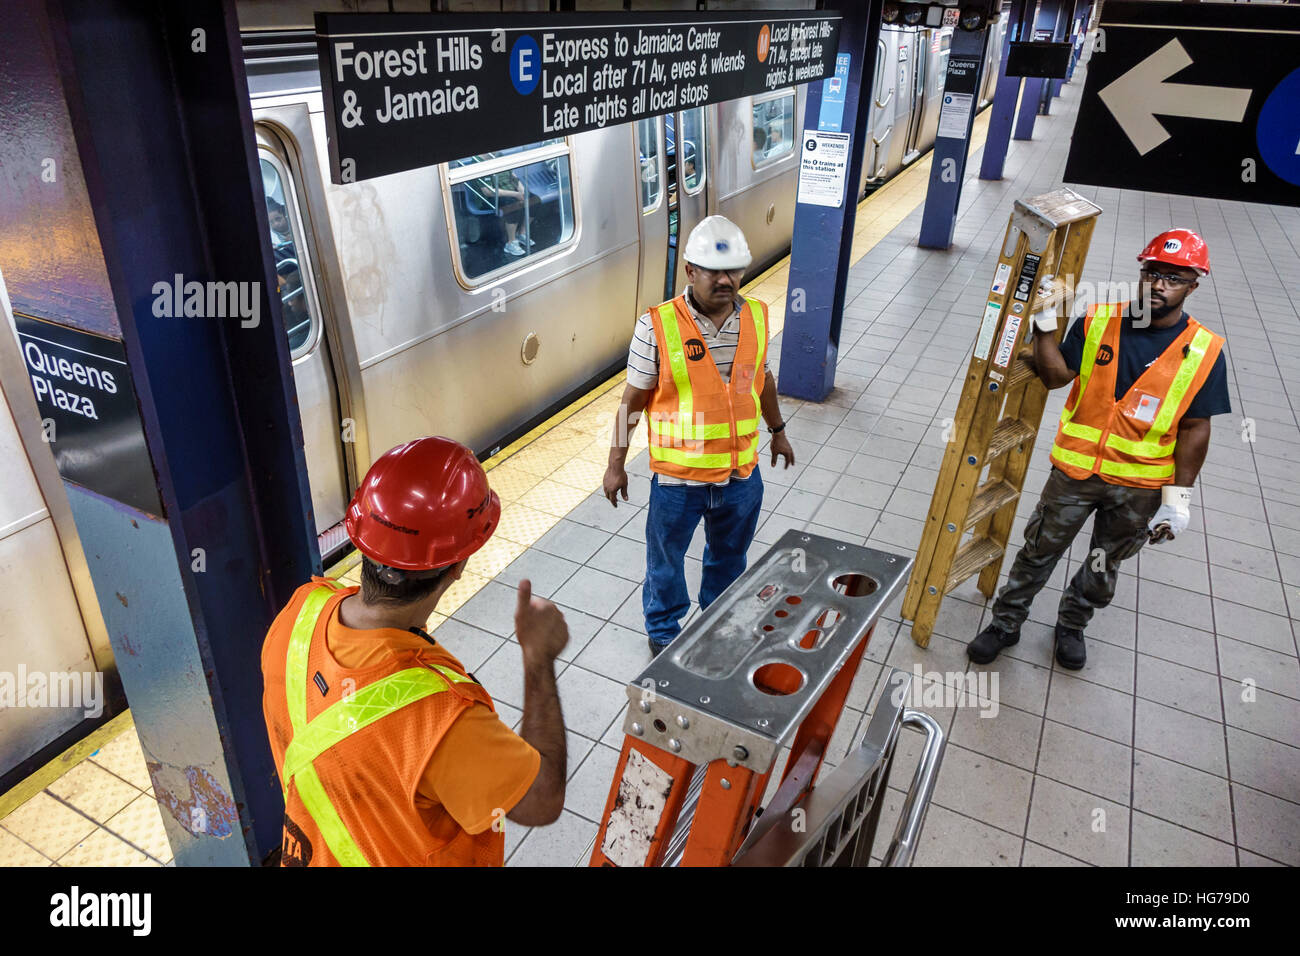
[3,54,1298,868]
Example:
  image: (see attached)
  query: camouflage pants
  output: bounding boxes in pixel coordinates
[990,467,1162,632]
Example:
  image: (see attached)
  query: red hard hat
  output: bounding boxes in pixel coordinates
[345,437,500,571]
[1137,229,1210,276]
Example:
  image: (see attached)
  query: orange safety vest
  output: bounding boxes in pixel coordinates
[644,293,768,483]
[1049,302,1224,489]
[261,579,503,866]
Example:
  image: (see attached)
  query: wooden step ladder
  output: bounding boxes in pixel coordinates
[902,188,1103,647]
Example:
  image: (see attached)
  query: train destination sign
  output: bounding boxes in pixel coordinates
[1064,1,1300,207]
[316,10,841,183]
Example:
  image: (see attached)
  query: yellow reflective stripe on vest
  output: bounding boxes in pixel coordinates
[1100,458,1175,480]
[657,302,694,427]
[649,445,734,469]
[1059,304,1112,432]
[1061,421,1103,442]
[1050,444,1096,471]
[649,415,731,441]
[1105,433,1176,458]
[282,584,463,868]
[282,667,451,784]
[742,297,767,438]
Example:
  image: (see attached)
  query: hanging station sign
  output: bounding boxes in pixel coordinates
[315,10,841,183]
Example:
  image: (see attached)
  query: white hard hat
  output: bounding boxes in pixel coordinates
[684,216,752,271]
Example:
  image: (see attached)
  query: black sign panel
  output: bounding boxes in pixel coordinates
[1006,42,1071,79]
[1064,2,1300,207]
[14,314,162,516]
[946,54,982,96]
[316,10,841,183]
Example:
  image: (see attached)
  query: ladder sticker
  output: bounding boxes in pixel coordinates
[994,313,1023,369]
[974,301,1001,361]
[601,748,675,867]
[991,262,1012,296]
[1013,253,1042,303]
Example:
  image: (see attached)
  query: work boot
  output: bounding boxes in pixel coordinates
[1054,623,1086,670]
[648,638,670,658]
[967,622,1019,664]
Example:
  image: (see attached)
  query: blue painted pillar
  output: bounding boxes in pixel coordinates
[5,0,317,864]
[1013,0,1062,139]
[979,0,1033,180]
[1037,0,1069,113]
[778,0,884,401]
[917,26,989,250]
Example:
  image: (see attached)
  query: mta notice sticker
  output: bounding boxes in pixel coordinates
[991,262,1012,296]
[797,131,851,207]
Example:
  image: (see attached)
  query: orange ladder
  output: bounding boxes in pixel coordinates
[901,188,1102,646]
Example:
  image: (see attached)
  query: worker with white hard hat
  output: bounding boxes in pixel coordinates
[604,215,795,656]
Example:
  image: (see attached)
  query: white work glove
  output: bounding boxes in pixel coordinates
[1148,485,1192,543]
[1031,303,1058,333]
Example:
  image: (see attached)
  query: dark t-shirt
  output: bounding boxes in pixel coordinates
[1058,308,1231,420]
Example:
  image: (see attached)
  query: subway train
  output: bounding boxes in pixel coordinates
[243,16,1008,558]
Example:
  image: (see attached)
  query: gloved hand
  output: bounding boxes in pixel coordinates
[1148,485,1192,543]
[1032,303,1058,333]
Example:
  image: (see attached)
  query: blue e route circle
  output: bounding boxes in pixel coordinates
[510,35,541,95]
[1257,67,1300,187]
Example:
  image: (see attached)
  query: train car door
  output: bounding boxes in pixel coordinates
[633,116,670,319]
[901,29,930,163]
[670,106,712,296]
[256,127,352,555]
[861,36,897,193]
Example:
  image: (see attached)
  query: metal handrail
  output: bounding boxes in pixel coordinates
[883,710,946,867]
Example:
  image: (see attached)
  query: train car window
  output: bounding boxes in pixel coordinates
[259,155,317,357]
[751,91,795,168]
[680,107,706,194]
[636,118,662,211]
[445,140,576,283]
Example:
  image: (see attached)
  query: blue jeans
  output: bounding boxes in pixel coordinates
[643,469,764,647]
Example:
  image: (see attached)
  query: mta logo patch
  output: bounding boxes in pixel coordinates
[684,338,706,361]
[715,240,729,252]
[1095,344,1115,366]
[1163,238,1182,253]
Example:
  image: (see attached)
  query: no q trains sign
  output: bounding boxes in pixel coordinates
[316,10,841,183]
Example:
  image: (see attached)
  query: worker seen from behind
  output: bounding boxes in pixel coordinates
[262,437,568,866]
[604,216,795,657]
[969,229,1229,670]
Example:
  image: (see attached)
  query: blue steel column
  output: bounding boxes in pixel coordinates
[1013,0,1064,138]
[1041,0,1074,110]
[777,0,884,401]
[24,0,317,864]
[979,0,1034,180]
[917,26,989,250]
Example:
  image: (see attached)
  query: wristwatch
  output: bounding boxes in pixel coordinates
[768,422,786,435]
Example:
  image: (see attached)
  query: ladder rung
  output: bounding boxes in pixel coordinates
[945,538,1004,593]
[964,480,1021,531]
[1006,355,1037,390]
[987,418,1037,461]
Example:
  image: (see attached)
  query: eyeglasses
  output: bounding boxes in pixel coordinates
[1141,268,1194,288]
[695,267,745,281]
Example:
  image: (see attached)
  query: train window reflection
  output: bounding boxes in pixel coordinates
[636,118,662,211]
[448,144,576,282]
[752,92,795,168]
[680,107,706,194]
[259,156,315,356]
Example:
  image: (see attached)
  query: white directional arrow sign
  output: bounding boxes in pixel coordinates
[1098,38,1253,156]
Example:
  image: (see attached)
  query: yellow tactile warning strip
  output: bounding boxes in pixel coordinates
[0,715,172,866]
[0,111,993,865]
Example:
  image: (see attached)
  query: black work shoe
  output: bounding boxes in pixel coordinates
[1054,624,1086,670]
[648,638,670,657]
[967,623,1020,664]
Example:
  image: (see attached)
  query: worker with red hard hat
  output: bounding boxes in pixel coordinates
[968,229,1229,671]
[261,436,568,866]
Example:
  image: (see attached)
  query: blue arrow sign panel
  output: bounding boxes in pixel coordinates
[1064,1,1300,207]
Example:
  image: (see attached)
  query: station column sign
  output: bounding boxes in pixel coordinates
[316,10,841,183]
